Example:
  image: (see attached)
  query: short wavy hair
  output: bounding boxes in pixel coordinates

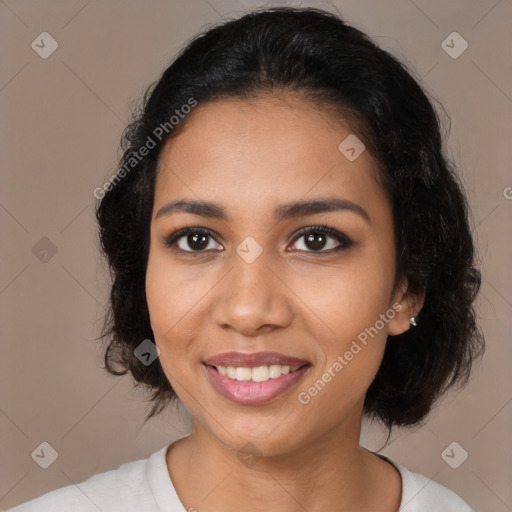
[95,6,484,431]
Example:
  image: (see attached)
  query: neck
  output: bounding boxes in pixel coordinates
[166,407,400,512]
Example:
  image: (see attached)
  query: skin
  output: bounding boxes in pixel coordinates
[145,92,425,512]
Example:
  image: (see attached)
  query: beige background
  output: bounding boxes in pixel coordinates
[1,0,511,510]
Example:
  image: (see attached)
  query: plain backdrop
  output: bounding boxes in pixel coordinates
[1,0,511,510]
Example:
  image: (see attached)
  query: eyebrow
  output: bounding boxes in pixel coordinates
[155,197,371,224]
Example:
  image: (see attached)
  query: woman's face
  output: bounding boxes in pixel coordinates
[146,93,414,455]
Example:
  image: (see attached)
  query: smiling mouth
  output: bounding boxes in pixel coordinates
[202,350,311,404]
[205,363,309,383]
[203,362,311,405]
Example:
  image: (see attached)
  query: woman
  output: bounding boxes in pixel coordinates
[9,6,484,511]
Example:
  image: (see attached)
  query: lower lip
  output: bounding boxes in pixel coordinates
[204,365,310,405]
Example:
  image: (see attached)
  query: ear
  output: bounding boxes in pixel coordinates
[387,277,425,336]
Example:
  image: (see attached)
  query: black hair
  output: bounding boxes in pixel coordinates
[96,6,484,431]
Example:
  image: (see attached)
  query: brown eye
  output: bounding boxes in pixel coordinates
[164,224,353,256]
[164,227,222,253]
[183,232,210,251]
[289,225,353,253]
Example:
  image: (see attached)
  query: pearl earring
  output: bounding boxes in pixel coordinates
[409,317,417,326]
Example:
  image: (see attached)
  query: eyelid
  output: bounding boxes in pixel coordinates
[289,224,353,251]
[163,225,222,252]
[163,223,353,254]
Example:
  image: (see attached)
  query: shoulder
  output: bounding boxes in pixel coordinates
[5,449,165,512]
[391,459,476,512]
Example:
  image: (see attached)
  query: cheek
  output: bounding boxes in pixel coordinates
[145,249,211,337]
[292,255,394,340]
[291,251,393,390]
[297,309,389,422]
[145,250,216,390]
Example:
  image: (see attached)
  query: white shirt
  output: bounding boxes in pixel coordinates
[6,441,475,511]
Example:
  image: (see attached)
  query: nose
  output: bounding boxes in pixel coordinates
[211,250,293,337]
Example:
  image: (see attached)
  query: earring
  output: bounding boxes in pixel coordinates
[409,317,417,327]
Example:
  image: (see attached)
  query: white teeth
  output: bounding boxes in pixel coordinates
[252,366,269,382]
[235,367,252,381]
[214,364,301,382]
[269,365,282,379]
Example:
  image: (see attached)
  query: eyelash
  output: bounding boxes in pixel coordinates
[163,223,353,256]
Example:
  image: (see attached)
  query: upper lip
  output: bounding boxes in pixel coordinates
[203,351,310,368]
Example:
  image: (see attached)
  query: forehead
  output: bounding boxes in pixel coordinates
[154,93,387,221]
